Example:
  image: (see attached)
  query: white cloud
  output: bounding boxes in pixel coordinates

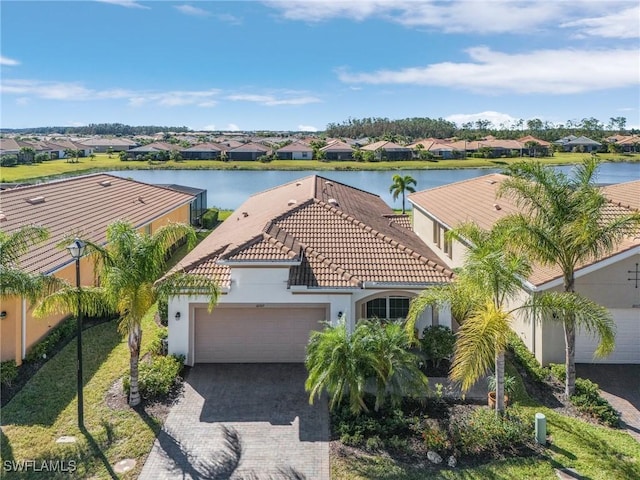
[0,79,221,107]
[0,56,20,66]
[202,124,217,131]
[265,1,636,37]
[175,5,210,17]
[297,124,318,132]
[226,123,240,131]
[97,0,150,9]
[560,6,640,39]
[337,47,640,94]
[227,93,321,106]
[15,97,30,106]
[215,13,242,25]
[446,111,518,127]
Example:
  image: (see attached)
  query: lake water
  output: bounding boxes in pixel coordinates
[109,162,640,210]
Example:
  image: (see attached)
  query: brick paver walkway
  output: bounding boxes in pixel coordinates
[576,364,640,442]
[139,364,330,479]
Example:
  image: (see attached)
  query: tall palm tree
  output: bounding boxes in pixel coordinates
[389,174,417,214]
[498,157,640,396]
[35,221,219,406]
[406,222,614,413]
[0,225,58,301]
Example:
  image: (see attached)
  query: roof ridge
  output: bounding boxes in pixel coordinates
[221,233,266,259]
[408,172,508,198]
[175,245,229,274]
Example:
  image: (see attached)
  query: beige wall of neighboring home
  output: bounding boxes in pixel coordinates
[412,204,467,269]
[0,174,195,365]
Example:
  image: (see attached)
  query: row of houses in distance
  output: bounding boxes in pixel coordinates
[2,133,639,163]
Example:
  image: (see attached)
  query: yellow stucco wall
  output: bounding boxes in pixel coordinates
[1,203,191,364]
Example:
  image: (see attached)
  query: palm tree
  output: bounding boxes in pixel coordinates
[305,320,427,414]
[389,174,417,214]
[406,222,614,413]
[35,221,219,406]
[498,158,640,396]
[0,226,58,301]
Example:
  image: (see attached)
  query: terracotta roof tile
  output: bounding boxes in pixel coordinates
[0,173,194,274]
[176,175,453,288]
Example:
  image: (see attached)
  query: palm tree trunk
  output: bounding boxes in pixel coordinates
[128,326,142,407]
[495,349,505,414]
[402,191,406,214]
[564,274,576,397]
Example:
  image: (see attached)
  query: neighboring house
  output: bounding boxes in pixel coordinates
[77,137,139,153]
[166,175,454,365]
[0,174,195,364]
[615,135,640,153]
[517,135,551,157]
[46,139,93,159]
[275,141,314,160]
[361,141,412,160]
[555,135,602,152]
[0,138,21,156]
[181,143,224,160]
[226,142,270,161]
[157,184,208,226]
[320,140,354,160]
[408,139,459,159]
[409,174,640,365]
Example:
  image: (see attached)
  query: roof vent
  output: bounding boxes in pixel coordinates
[26,196,45,205]
[296,182,302,186]
[0,212,6,222]
[242,211,249,217]
[493,203,502,210]
[487,179,497,185]
[325,181,334,187]
[99,180,112,187]
[328,198,339,207]
[287,199,297,206]
[138,196,145,204]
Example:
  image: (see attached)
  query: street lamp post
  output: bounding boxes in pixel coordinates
[67,239,86,429]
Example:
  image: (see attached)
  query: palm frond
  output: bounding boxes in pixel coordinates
[0,225,49,266]
[33,286,111,318]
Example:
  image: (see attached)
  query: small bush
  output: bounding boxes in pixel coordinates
[450,406,533,456]
[1,360,19,387]
[548,363,566,382]
[422,419,450,452]
[149,328,168,356]
[123,354,184,400]
[421,325,455,368]
[507,333,547,383]
[157,297,168,326]
[0,155,18,167]
[201,209,219,229]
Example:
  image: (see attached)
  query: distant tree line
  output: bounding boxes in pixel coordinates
[325,116,635,142]
[0,123,190,136]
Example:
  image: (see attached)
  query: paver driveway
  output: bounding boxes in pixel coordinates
[576,364,640,442]
[139,364,330,479]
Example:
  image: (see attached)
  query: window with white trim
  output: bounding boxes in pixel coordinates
[365,296,411,321]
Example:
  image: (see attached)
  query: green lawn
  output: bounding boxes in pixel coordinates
[0,309,162,479]
[2,152,638,182]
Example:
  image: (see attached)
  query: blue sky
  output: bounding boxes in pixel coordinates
[1,1,638,132]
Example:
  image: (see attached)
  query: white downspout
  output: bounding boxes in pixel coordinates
[21,298,27,360]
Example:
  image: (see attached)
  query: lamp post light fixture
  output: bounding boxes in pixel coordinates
[67,238,86,429]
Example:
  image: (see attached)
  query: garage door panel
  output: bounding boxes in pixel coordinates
[576,309,640,363]
[195,306,327,363]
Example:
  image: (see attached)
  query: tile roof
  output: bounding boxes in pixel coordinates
[361,141,411,152]
[320,140,354,152]
[409,174,640,287]
[172,175,453,289]
[0,174,194,275]
[276,142,314,153]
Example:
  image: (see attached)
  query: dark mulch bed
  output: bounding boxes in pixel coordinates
[1,316,114,407]
[104,366,187,425]
[420,359,452,378]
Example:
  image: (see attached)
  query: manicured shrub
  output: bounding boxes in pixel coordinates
[1,360,19,387]
[420,325,455,368]
[201,209,219,229]
[157,296,169,326]
[123,354,184,400]
[0,155,18,167]
[25,316,77,362]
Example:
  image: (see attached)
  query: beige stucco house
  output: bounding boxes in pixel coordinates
[409,174,640,365]
[167,175,454,365]
[0,174,195,364]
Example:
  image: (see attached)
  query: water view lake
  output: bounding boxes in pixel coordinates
[110,162,640,210]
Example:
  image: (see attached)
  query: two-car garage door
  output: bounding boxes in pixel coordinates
[194,305,328,363]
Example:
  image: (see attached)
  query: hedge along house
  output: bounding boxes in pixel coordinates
[0,174,195,365]
[409,174,640,365]
[166,175,454,365]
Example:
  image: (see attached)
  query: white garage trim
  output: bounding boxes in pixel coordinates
[576,309,640,363]
[191,303,329,364]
